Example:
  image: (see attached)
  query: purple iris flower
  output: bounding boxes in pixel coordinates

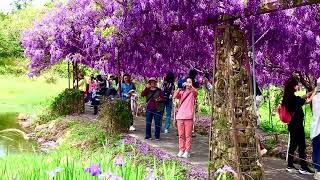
[85,164,102,176]
[114,156,125,166]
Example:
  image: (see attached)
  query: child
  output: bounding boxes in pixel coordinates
[128,90,138,117]
[174,78,197,158]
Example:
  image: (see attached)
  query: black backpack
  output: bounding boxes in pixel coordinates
[163,82,174,101]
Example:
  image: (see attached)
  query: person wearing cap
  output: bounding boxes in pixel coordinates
[141,77,165,140]
[312,78,320,180]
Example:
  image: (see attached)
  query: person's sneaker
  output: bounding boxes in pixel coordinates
[155,139,160,141]
[314,172,320,180]
[177,151,184,158]
[145,137,152,140]
[286,165,299,173]
[129,125,136,131]
[260,149,267,156]
[182,152,190,158]
[164,129,169,134]
[299,167,314,175]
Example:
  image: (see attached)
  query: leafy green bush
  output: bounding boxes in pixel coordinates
[98,98,133,135]
[50,89,84,116]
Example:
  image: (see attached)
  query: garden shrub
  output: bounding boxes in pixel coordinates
[50,88,84,116]
[98,98,133,135]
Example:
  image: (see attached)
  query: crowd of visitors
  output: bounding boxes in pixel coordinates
[74,70,320,177]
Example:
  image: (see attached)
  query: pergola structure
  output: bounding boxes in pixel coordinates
[208,1,320,179]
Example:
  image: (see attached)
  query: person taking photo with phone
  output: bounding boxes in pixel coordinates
[174,77,198,158]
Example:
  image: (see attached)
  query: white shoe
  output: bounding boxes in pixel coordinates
[129,126,136,131]
[260,149,267,156]
[177,151,184,157]
[182,152,190,158]
[164,129,169,134]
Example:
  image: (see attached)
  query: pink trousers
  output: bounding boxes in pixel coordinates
[177,119,193,152]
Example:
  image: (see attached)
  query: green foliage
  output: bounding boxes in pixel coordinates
[43,72,58,84]
[0,75,67,113]
[0,5,49,58]
[58,120,107,151]
[99,98,133,135]
[50,89,84,116]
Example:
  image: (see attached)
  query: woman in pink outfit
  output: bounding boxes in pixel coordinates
[174,78,197,158]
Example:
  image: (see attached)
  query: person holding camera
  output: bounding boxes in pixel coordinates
[174,77,198,158]
[141,78,165,140]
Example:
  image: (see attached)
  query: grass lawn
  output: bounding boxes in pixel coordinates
[0,75,67,113]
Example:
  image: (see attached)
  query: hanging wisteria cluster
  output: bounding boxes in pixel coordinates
[22,0,320,85]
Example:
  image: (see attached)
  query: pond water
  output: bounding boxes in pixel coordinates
[0,112,37,156]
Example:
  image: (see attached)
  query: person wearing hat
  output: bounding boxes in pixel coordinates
[312,78,320,180]
[141,77,165,140]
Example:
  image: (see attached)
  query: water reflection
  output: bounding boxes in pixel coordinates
[0,112,37,156]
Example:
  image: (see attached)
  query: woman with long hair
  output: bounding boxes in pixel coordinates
[283,77,314,174]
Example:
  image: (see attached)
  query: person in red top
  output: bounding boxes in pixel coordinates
[141,78,165,140]
[174,77,197,158]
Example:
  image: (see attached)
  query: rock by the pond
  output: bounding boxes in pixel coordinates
[19,121,32,129]
[17,113,30,121]
[40,140,57,152]
[35,124,49,132]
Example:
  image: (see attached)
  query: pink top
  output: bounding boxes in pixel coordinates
[89,82,97,92]
[176,90,197,120]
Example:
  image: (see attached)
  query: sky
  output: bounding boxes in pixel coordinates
[0,0,49,13]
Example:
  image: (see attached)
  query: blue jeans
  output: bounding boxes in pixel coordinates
[312,134,320,171]
[164,99,173,130]
[145,110,162,139]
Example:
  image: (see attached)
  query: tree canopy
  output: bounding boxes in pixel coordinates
[22,0,320,87]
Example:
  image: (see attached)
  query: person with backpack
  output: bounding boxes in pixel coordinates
[311,77,320,180]
[174,77,197,158]
[281,77,314,174]
[162,72,175,133]
[141,78,165,140]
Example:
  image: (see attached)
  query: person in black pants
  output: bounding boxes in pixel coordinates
[282,77,314,174]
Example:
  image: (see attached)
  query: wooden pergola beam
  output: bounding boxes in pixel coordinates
[171,0,320,31]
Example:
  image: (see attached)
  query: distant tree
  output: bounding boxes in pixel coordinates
[11,0,33,12]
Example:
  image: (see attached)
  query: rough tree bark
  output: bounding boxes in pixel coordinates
[209,25,264,180]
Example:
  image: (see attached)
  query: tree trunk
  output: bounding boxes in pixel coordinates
[209,25,264,180]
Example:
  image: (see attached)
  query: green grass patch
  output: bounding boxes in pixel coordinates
[0,75,67,113]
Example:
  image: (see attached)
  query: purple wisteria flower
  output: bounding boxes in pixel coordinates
[85,164,102,176]
[186,166,208,179]
[114,156,125,166]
